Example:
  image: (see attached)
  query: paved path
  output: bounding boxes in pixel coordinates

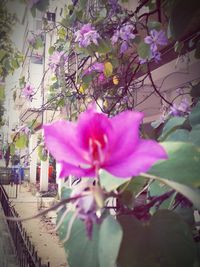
[8,184,67,267]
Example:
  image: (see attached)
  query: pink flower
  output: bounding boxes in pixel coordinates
[49,51,68,72]
[74,24,100,48]
[144,30,168,52]
[43,105,167,178]
[22,84,35,101]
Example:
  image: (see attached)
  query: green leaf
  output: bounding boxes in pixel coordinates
[118,210,197,267]
[149,210,197,266]
[165,129,189,141]
[10,143,15,156]
[189,101,200,127]
[48,46,55,55]
[149,141,200,187]
[147,21,162,31]
[189,124,200,146]
[96,39,112,54]
[15,134,28,149]
[137,42,151,59]
[37,145,48,161]
[58,211,100,267]
[159,117,185,141]
[99,215,122,267]
[104,62,113,78]
[57,28,66,40]
[119,176,147,196]
[61,187,72,200]
[99,170,130,192]
[165,179,200,210]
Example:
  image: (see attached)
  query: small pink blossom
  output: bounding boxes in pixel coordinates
[22,84,35,101]
[170,98,191,116]
[44,105,167,178]
[74,24,100,48]
[49,51,68,72]
[144,30,168,52]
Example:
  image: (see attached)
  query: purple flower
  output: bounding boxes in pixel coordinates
[44,105,167,178]
[144,30,168,52]
[170,98,191,116]
[70,180,100,239]
[75,24,100,48]
[22,84,35,101]
[49,51,67,72]
[120,41,129,54]
[85,62,104,75]
[112,24,135,54]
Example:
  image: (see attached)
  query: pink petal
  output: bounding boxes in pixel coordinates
[77,108,113,150]
[43,120,88,165]
[106,111,144,164]
[59,162,95,178]
[104,140,168,178]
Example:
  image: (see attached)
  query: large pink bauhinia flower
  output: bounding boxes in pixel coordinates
[43,105,167,178]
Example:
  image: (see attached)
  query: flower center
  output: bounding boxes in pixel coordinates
[89,134,108,168]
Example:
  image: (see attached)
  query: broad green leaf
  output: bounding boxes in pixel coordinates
[118,210,197,267]
[61,186,72,200]
[104,62,113,78]
[158,179,200,210]
[10,143,15,156]
[57,28,66,40]
[99,215,122,267]
[147,21,162,31]
[189,101,200,127]
[159,117,185,141]
[137,42,151,59]
[169,0,200,39]
[57,211,100,267]
[149,210,197,267]
[165,129,189,141]
[96,39,112,54]
[149,142,200,187]
[119,176,147,196]
[99,170,130,192]
[15,134,28,149]
[118,215,149,267]
[37,145,48,161]
[142,171,200,210]
[189,124,200,146]
[48,46,55,55]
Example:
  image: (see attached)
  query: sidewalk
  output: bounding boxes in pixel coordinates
[7,183,67,267]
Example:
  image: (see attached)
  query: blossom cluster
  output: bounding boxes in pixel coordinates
[22,84,35,101]
[83,62,106,84]
[112,24,135,54]
[142,29,168,63]
[74,24,100,48]
[48,51,68,73]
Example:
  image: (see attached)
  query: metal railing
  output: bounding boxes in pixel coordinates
[0,184,50,267]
